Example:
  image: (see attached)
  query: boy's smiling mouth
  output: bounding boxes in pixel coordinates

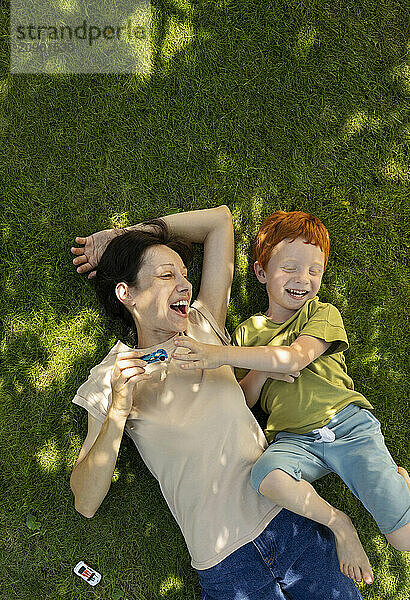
[285,288,309,300]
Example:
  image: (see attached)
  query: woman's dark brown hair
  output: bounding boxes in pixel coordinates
[94,219,192,345]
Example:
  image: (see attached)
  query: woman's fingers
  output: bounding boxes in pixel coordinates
[73,255,88,266]
[121,366,147,380]
[71,246,85,256]
[75,236,88,244]
[116,351,148,360]
[76,263,92,274]
[117,359,148,370]
[130,373,152,382]
[113,353,147,374]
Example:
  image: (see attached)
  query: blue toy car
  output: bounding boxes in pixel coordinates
[141,349,168,363]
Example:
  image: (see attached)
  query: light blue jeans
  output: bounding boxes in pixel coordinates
[196,509,363,600]
[251,404,410,534]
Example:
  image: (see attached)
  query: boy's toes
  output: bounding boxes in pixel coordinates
[352,566,362,582]
[340,562,349,578]
[347,565,356,580]
[363,565,374,585]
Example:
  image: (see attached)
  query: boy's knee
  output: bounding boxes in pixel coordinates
[387,538,410,551]
[255,468,288,499]
[385,523,410,551]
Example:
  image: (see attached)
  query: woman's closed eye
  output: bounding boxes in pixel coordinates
[160,272,189,281]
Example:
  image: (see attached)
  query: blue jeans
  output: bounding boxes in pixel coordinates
[196,510,363,600]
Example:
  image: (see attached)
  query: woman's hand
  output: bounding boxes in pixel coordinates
[71,228,124,279]
[172,338,225,370]
[110,351,151,416]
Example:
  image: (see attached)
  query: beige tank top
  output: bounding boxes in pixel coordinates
[72,300,280,569]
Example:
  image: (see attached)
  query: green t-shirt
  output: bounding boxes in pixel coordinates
[232,297,373,442]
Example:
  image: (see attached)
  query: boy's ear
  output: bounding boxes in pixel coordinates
[254,261,267,284]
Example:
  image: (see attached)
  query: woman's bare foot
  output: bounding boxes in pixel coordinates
[331,512,374,584]
[398,466,410,490]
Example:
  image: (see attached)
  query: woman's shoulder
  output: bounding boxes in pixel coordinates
[187,299,231,345]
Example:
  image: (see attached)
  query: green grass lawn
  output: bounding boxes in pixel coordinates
[1,0,409,598]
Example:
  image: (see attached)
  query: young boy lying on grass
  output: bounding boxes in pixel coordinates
[172,211,410,585]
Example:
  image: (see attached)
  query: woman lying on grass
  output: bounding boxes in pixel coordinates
[70,206,367,600]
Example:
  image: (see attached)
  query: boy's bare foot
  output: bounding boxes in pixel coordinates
[332,512,374,584]
[398,466,410,490]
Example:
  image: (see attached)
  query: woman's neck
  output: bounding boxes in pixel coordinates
[136,327,180,349]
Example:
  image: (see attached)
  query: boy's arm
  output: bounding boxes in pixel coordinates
[239,369,299,408]
[173,334,331,373]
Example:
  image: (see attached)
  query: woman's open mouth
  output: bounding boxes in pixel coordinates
[170,300,189,317]
[285,288,309,300]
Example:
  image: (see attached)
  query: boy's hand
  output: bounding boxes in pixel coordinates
[172,338,225,370]
[265,370,300,383]
[71,229,124,279]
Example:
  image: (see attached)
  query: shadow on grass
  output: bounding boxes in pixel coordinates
[0,327,198,599]
[1,1,409,598]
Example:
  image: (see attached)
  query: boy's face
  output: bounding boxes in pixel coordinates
[254,237,325,321]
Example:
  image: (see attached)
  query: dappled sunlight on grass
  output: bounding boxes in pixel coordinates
[0,77,10,96]
[372,534,389,552]
[343,110,382,136]
[379,153,409,184]
[159,575,184,595]
[64,433,83,471]
[368,306,382,343]
[294,25,319,59]
[112,467,121,482]
[3,2,409,599]
[368,535,410,597]
[361,349,382,375]
[109,211,131,229]
[390,62,409,93]
[216,150,238,174]
[171,0,192,11]
[9,310,102,392]
[161,15,194,70]
[35,438,62,473]
[122,6,152,72]
[55,0,79,11]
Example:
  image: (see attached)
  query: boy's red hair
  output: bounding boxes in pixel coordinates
[253,211,330,270]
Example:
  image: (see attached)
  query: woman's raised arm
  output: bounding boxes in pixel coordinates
[72,206,234,330]
[161,206,234,330]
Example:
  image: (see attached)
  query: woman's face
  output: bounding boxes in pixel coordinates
[124,244,192,341]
